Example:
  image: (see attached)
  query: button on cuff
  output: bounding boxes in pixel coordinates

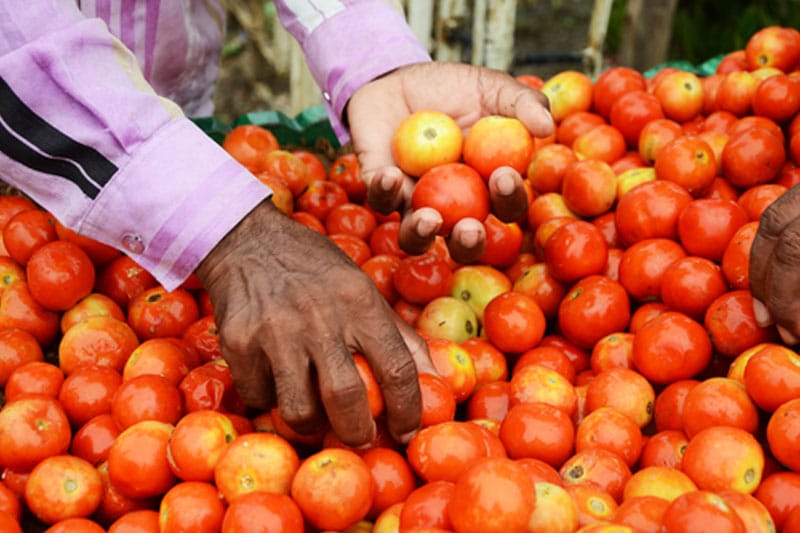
[121,233,144,254]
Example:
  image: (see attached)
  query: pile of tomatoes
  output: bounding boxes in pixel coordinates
[2,23,800,533]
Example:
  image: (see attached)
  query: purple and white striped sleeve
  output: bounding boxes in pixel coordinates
[0,1,269,291]
[275,0,432,144]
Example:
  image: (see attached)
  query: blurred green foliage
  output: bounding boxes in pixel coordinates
[607,0,800,65]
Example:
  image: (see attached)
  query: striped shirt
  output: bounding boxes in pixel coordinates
[0,1,430,289]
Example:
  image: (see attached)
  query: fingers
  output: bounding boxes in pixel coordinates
[220,336,273,411]
[393,315,438,376]
[759,216,800,344]
[482,70,554,138]
[357,318,425,444]
[447,217,487,264]
[312,340,377,447]
[269,341,330,436]
[488,166,529,223]
[750,185,800,303]
[397,207,443,255]
[365,166,410,215]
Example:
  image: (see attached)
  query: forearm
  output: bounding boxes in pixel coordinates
[274,0,432,143]
[0,1,268,290]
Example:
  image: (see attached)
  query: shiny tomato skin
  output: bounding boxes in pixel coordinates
[412,163,490,236]
[558,275,631,350]
[392,252,453,306]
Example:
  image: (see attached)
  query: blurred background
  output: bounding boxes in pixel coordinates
[212,0,800,123]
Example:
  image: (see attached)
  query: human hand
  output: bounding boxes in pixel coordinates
[749,184,800,345]
[194,201,437,446]
[346,61,554,264]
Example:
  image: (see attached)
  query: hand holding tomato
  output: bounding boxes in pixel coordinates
[749,184,800,345]
[195,201,437,446]
[346,61,553,263]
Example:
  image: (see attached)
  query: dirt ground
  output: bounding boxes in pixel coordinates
[212,0,596,123]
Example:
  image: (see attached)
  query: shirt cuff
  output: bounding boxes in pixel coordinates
[301,3,432,144]
[78,118,270,291]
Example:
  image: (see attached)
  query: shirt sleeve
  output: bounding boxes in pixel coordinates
[274,0,432,144]
[0,2,270,291]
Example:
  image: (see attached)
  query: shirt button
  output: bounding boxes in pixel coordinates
[122,233,144,254]
[322,91,331,102]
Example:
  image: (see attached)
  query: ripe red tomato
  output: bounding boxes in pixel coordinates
[654,136,717,196]
[95,254,158,310]
[558,275,631,350]
[127,286,199,340]
[58,365,122,427]
[221,124,279,172]
[561,159,617,217]
[0,327,43,387]
[158,481,226,533]
[221,491,304,533]
[638,118,683,164]
[290,447,374,531]
[3,209,58,266]
[0,396,71,471]
[411,163,490,235]
[4,360,63,402]
[592,66,647,119]
[632,311,712,385]
[179,360,246,415]
[614,179,693,246]
[392,252,453,305]
[462,116,535,179]
[571,124,627,164]
[296,178,349,222]
[721,126,786,188]
[609,90,665,147]
[660,256,729,320]
[70,413,119,466]
[618,237,687,302]
[543,219,609,283]
[418,372,457,428]
[499,401,575,467]
[482,291,546,354]
[111,374,183,430]
[326,153,366,204]
[0,280,60,347]
[448,456,536,533]
[398,480,455,531]
[526,143,578,193]
[24,454,103,525]
[677,198,749,262]
[478,215,523,268]
[704,290,777,359]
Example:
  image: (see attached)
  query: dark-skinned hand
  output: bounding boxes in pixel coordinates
[195,200,437,447]
[347,61,554,264]
[750,183,800,345]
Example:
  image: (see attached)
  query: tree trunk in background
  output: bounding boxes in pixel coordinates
[618,0,679,72]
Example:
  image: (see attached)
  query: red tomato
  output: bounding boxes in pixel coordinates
[704,290,777,359]
[462,116,534,179]
[609,90,665,147]
[70,414,120,466]
[633,311,713,385]
[328,153,366,204]
[593,66,648,119]
[448,456,536,533]
[660,256,729,320]
[561,159,617,217]
[482,291,546,354]
[3,209,57,266]
[526,143,579,193]
[721,126,786,188]
[95,255,158,310]
[24,454,103,525]
[618,238,687,302]
[221,124,279,172]
[111,374,183,430]
[411,163,490,236]
[158,481,225,533]
[614,179,693,246]
[296,178,349,222]
[654,136,717,196]
[58,366,122,427]
[127,286,199,340]
[558,275,631,350]
[677,199,749,262]
[221,491,304,533]
[290,448,373,531]
[392,252,453,305]
[0,327,43,387]
[325,202,377,241]
[406,421,487,484]
[543,219,608,283]
[0,396,71,471]
[4,360,63,402]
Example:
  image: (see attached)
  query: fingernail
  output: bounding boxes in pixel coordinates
[416,217,439,237]
[460,230,480,248]
[539,106,553,125]
[778,325,799,346]
[380,173,395,192]
[752,298,774,327]
[495,172,516,196]
[397,429,417,445]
